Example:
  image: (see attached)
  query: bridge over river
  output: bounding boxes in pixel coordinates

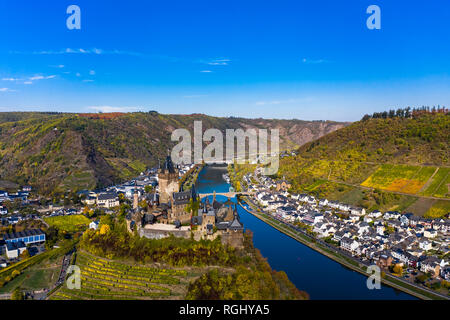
[198,191,254,199]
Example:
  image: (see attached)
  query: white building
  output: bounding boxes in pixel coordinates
[419,240,432,251]
[5,241,27,259]
[89,221,99,230]
[97,193,120,208]
[424,229,437,239]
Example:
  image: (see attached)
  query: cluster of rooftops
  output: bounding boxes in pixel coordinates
[191,197,244,231]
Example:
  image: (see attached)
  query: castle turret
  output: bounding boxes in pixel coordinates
[203,197,210,213]
[228,205,243,231]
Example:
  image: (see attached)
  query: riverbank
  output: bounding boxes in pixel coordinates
[239,196,447,300]
[179,163,204,190]
[202,164,417,299]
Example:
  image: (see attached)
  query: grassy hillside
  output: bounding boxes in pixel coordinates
[44,215,91,233]
[0,112,347,194]
[278,113,450,216]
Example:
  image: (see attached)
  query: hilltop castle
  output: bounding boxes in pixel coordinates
[126,153,244,248]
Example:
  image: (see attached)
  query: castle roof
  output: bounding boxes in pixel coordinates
[229,215,244,230]
[228,206,243,230]
[162,154,175,174]
[173,191,190,205]
[203,197,210,213]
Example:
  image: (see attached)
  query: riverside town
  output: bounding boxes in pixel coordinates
[0,2,449,318]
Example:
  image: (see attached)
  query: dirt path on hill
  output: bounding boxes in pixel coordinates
[417,167,440,194]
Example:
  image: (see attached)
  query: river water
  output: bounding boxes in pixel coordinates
[195,165,416,300]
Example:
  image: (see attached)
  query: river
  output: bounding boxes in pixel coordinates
[195,164,416,300]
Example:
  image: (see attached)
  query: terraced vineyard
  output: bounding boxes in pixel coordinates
[420,167,450,198]
[50,251,193,300]
[361,164,438,194]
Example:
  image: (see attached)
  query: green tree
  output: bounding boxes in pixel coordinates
[186,198,200,216]
[20,249,31,259]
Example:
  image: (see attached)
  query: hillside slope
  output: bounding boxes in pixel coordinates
[278,113,449,216]
[0,112,347,194]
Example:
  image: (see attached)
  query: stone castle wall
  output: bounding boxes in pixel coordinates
[140,227,190,240]
[221,230,244,249]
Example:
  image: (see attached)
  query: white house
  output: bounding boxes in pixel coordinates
[357,222,370,235]
[369,210,382,219]
[349,207,366,216]
[420,257,440,277]
[338,203,350,211]
[340,237,360,254]
[327,201,340,209]
[97,193,120,208]
[5,241,27,259]
[424,229,437,239]
[419,240,432,251]
[89,221,99,230]
[82,196,97,206]
[258,195,273,207]
[376,225,385,236]
[303,212,323,225]
[314,224,336,238]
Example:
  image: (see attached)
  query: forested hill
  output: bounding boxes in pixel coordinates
[278,112,449,217]
[298,112,449,166]
[0,111,347,194]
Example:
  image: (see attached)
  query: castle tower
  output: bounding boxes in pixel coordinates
[158,151,179,203]
[202,197,209,214]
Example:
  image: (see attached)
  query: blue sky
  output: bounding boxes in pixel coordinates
[0,0,449,121]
